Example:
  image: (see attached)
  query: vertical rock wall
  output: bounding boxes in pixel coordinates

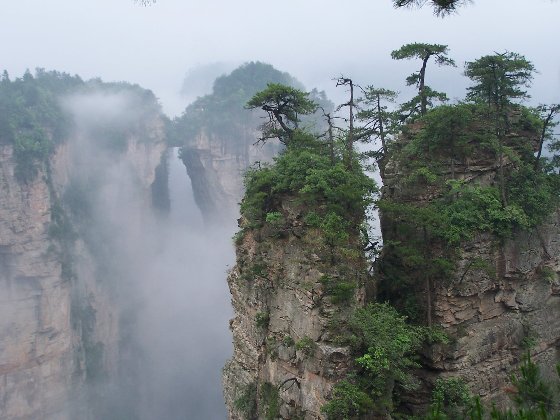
[0,144,75,420]
[223,199,367,419]
[0,115,166,419]
[379,123,560,411]
[181,126,280,224]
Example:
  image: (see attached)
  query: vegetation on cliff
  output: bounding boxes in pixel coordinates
[231,42,560,419]
[374,48,560,418]
[0,69,161,182]
[171,61,332,148]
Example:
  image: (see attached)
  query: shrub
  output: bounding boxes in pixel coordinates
[295,336,316,355]
[255,311,270,328]
[260,382,280,420]
[321,275,356,305]
[282,335,295,347]
[234,382,257,419]
[321,380,374,420]
[428,378,473,419]
[350,303,423,412]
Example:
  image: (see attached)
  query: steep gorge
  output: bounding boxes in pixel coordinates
[0,74,167,419]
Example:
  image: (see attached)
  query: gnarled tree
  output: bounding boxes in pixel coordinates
[246,83,317,145]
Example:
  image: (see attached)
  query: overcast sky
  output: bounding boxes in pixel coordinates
[1,0,559,115]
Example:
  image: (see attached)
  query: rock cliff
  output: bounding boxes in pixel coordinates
[174,61,331,225]
[180,126,279,224]
[378,110,560,411]
[223,199,368,419]
[0,144,76,420]
[0,81,166,419]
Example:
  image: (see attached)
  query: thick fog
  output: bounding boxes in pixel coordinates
[61,92,233,419]
[1,1,559,419]
[134,149,233,420]
[1,0,558,116]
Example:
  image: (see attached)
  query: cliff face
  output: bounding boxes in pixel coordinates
[0,144,75,420]
[223,197,367,419]
[428,214,560,404]
[181,125,279,224]
[0,98,166,419]
[379,117,560,410]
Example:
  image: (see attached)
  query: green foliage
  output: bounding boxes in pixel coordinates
[234,382,258,419]
[174,62,305,143]
[422,326,451,345]
[356,86,399,159]
[391,43,455,66]
[247,83,318,143]
[260,382,280,420]
[250,261,268,279]
[0,70,79,182]
[538,266,556,284]
[295,336,316,355]
[427,378,473,419]
[282,335,295,347]
[391,43,455,117]
[173,62,332,152]
[413,104,476,167]
[303,211,322,227]
[0,68,162,182]
[47,184,78,283]
[265,211,283,224]
[506,164,560,227]
[321,380,374,420]
[396,103,496,185]
[465,52,535,110]
[436,182,530,241]
[321,275,356,305]
[240,130,376,232]
[319,212,350,248]
[510,352,555,413]
[255,311,270,328]
[393,0,471,16]
[349,303,423,413]
[422,358,560,420]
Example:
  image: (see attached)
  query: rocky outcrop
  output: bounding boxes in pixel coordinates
[223,199,367,419]
[379,117,560,411]
[0,144,76,420]
[181,126,280,224]
[426,216,560,406]
[0,105,166,419]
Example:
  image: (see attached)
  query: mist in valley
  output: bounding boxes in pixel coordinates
[59,90,234,419]
[0,1,559,419]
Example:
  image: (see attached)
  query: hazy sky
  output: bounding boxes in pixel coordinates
[1,0,559,115]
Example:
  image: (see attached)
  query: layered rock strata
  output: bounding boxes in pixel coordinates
[223,199,367,419]
[379,121,560,410]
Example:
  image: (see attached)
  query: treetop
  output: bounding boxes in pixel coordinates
[391,43,456,67]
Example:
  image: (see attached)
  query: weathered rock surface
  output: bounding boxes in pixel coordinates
[0,113,166,419]
[379,119,560,411]
[223,200,366,419]
[0,144,75,420]
[181,126,280,224]
[427,215,560,406]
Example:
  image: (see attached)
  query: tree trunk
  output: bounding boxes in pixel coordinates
[347,80,354,170]
[535,107,556,171]
[419,55,430,116]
